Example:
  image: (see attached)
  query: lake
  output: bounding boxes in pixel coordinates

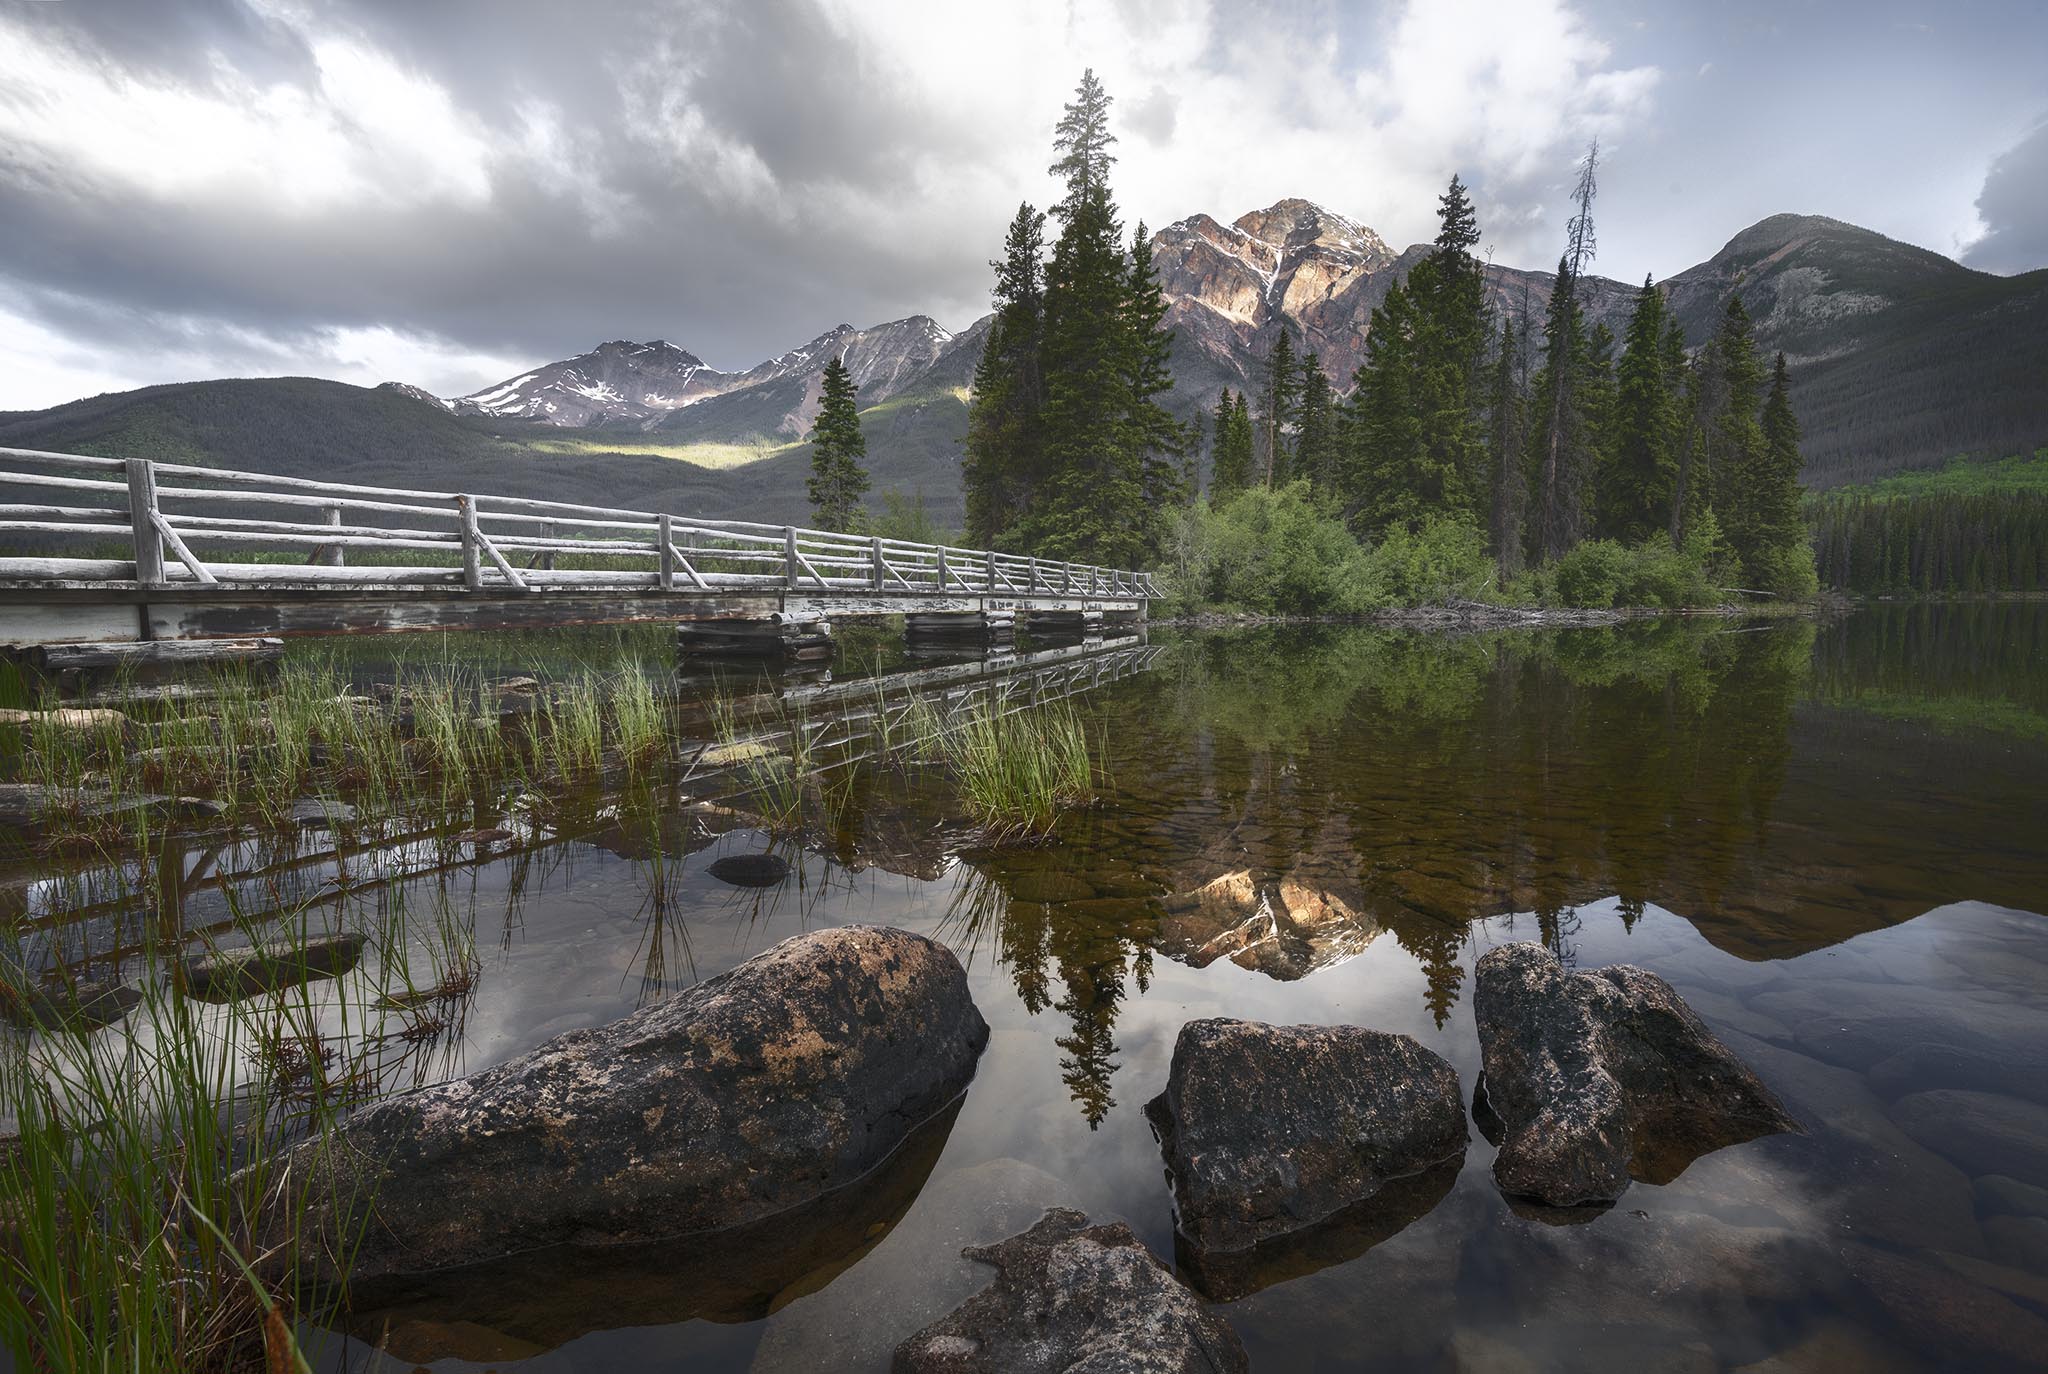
[6,603,2047,1372]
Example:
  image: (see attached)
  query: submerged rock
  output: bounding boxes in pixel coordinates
[1842,1242,2048,1371]
[1145,1018,1466,1290]
[1890,1089,2048,1184]
[1474,943,1799,1207]
[276,925,988,1287]
[707,853,791,887]
[890,1208,1248,1374]
[285,797,357,829]
[752,1157,1069,1373]
[181,932,366,1002]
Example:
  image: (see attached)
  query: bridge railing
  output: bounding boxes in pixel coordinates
[0,447,1161,599]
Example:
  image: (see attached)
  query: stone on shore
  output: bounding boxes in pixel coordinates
[890,1208,1248,1374]
[275,925,989,1287]
[1474,942,1799,1207]
[1145,1018,1466,1270]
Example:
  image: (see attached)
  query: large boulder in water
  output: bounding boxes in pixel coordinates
[1473,942,1798,1207]
[891,1208,1248,1374]
[275,925,988,1286]
[1144,1018,1466,1295]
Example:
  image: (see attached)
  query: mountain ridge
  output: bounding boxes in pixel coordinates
[4,205,2042,526]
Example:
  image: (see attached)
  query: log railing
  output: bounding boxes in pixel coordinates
[0,447,1163,599]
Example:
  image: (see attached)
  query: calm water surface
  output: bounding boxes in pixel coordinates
[12,604,2048,1372]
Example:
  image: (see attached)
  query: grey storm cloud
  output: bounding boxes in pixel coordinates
[1964,118,2048,276]
[1,0,2043,409]
[0,0,1013,384]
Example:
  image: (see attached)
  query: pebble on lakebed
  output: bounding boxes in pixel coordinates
[1473,941,1800,1208]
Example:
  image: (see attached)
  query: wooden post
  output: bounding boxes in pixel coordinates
[542,519,558,571]
[985,548,997,593]
[935,546,949,592]
[321,505,343,567]
[458,495,483,590]
[1029,557,1040,593]
[871,535,885,590]
[784,527,799,590]
[126,459,163,586]
[659,514,676,591]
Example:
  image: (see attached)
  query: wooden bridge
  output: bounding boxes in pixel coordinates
[0,447,1159,654]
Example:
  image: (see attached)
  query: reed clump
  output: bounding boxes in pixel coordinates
[0,877,482,1371]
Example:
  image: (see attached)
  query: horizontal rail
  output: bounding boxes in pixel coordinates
[0,446,1164,603]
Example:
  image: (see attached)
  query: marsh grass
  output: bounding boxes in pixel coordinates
[931,697,1098,841]
[0,872,483,1372]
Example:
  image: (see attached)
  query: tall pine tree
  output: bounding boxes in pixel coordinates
[1749,351,1809,589]
[1258,330,1299,487]
[1486,313,1528,578]
[1703,295,1766,572]
[1210,389,1253,498]
[1122,222,1188,523]
[805,355,869,531]
[963,203,1047,547]
[1600,275,1679,542]
[1530,140,1602,563]
[1346,282,1423,533]
[1294,353,1339,493]
[1403,174,1490,521]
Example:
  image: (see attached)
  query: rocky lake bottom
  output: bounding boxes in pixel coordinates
[3,602,2045,1372]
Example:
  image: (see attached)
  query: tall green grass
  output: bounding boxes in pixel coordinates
[0,871,479,1372]
[930,698,1097,840]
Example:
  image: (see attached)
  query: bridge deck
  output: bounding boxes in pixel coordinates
[0,448,1159,644]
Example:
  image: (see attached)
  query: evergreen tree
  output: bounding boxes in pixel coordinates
[1404,174,1490,521]
[1530,142,1601,564]
[805,355,869,531]
[1018,70,1176,566]
[1346,282,1423,533]
[963,202,1047,547]
[1703,295,1766,569]
[1210,389,1252,497]
[1294,353,1339,493]
[1601,275,1679,542]
[1580,320,1619,524]
[1122,222,1188,522]
[1486,314,1528,578]
[1750,351,1809,586]
[1259,330,1299,486]
[1530,254,1591,562]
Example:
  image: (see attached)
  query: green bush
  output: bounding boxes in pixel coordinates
[1175,483,1381,615]
[1360,517,1494,604]
[1745,536,1821,599]
[1553,539,1630,607]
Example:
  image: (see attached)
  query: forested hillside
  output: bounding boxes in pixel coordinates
[1809,451,2048,593]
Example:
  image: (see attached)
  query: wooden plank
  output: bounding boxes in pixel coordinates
[126,459,162,586]
[147,591,780,639]
[28,638,283,671]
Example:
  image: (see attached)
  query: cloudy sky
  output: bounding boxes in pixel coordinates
[2,0,2043,410]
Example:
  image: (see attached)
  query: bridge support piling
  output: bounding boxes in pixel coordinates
[676,612,833,662]
[904,609,1015,651]
[1025,608,1103,640]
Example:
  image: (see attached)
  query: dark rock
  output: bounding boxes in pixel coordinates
[341,1092,965,1353]
[1474,942,1799,1207]
[1867,1040,2048,1106]
[181,932,365,1002]
[890,1208,1248,1374]
[1890,1089,2048,1184]
[707,852,791,887]
[1986,1214,2048,1271]
[1977,1173,2048,1222]
[1841,1242,2048,1371]
[275,926,988,1287]
[1145,1018,1465,1280]
[1749,980,2048,1074]
[752,1157,1069,1373]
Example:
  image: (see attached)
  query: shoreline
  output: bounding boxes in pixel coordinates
[1150,598,1842,631]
